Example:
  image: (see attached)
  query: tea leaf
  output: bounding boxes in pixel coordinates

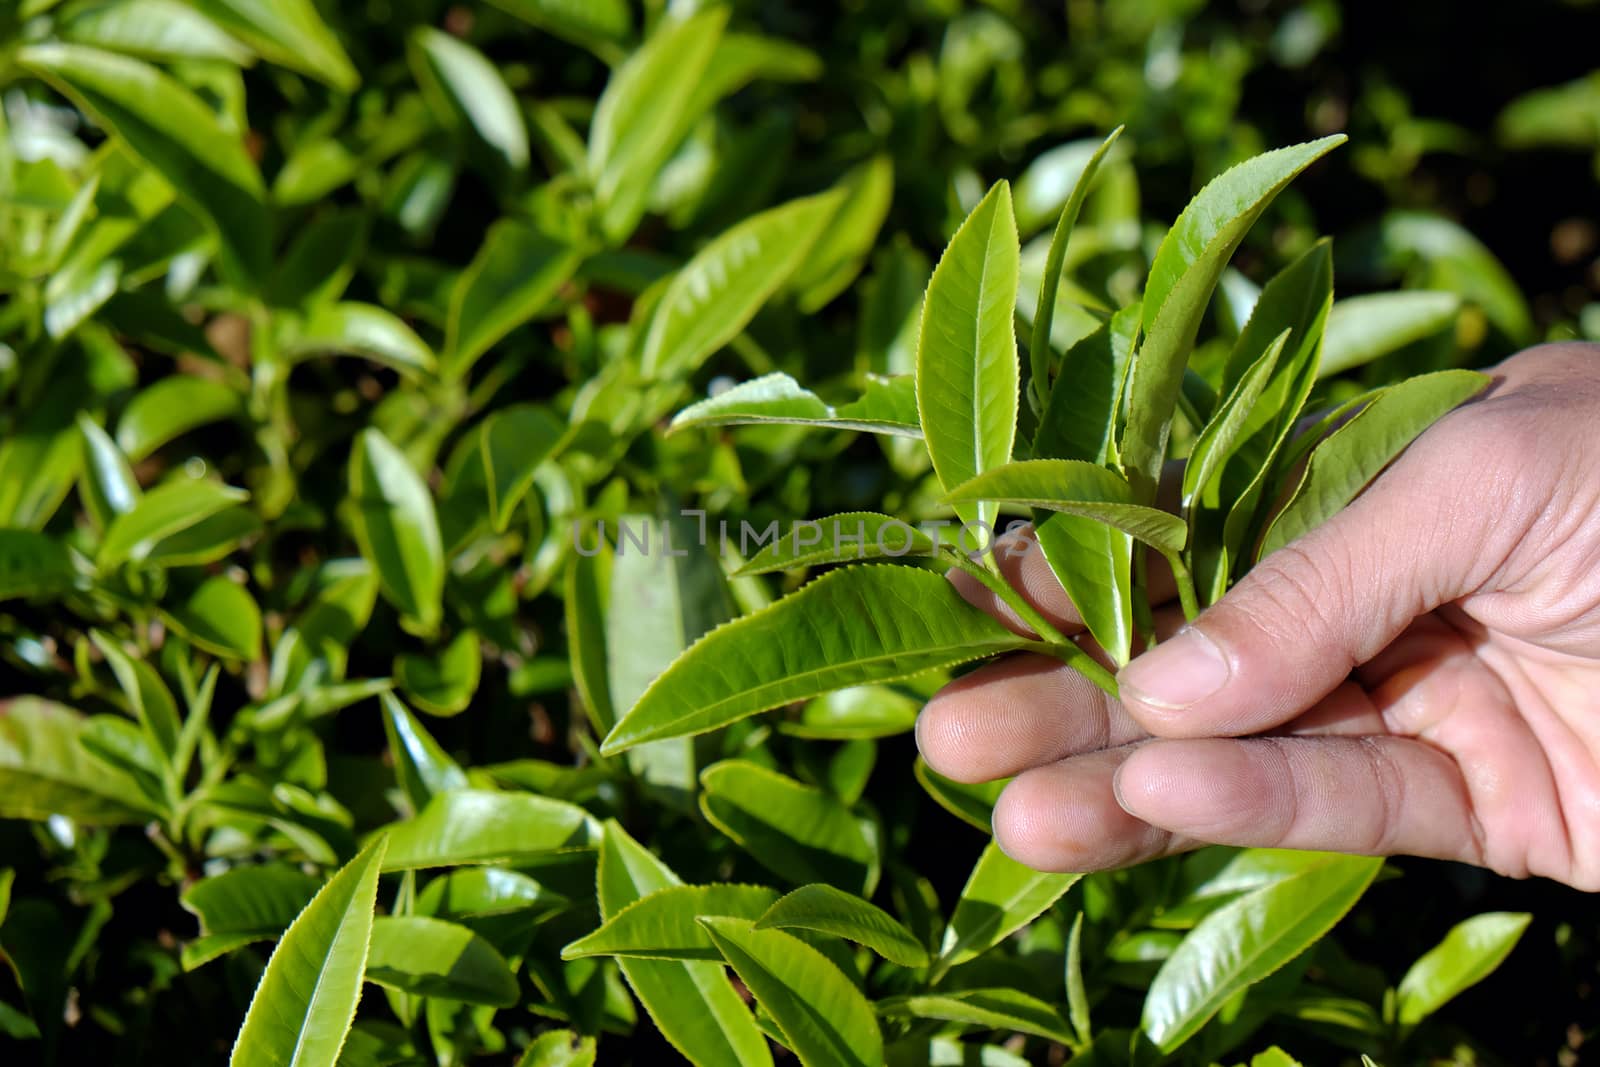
[115,376,243,461]
[382,789,598,870]
[563,884,780,961]
[366,915,519,1006]
[179,863,321,971]
[229,835,388,1067]
[916,180,1021,531]
[914,757,1005,833]
[380,691,468,812]
[670,373,922,438]
[700,917,883,1067]
[1141,853,1381,1051]
[791,155,895,312]
[937,843,1079,977]
[98,479,249,568]
[0,698,159,825]
[1396,912,1531,1026]
[189,0,357,91]
[286,302,435,377]
[481,405,566,533]
[76,414,139,531]
[879,988,1074,1044]
[164,576,262,660]
[395,630,481,716]
[1318,291,1461,379]
[943,460,1186,555]
[601,566,1038,753]
[0,530,76,601]
[409,27,529,172]
[348,429,444,632]
[733,513,936,575]
[445,221,584,381]
[756,884,928,967]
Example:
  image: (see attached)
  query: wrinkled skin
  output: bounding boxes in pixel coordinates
[917,343,1600,889]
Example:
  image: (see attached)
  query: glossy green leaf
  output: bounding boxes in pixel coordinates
[380,691,467,812]
[916,180,1021,531]
[1142,853,1382,1051]
[76,413,140,531]
[365,915,518,1006]
[89,629,181,762]
[164,576,262,659]
[641,191,841,378]
[699,760,877,894]
[97,478,249,568]
[481,405,566,533]
[189,0,357,91]
[879,988,1074,1044]
[565,541,615,735]
[1122,136,1345,503]
[601,566,1037,754]
[588,9,727,242]
[733,512,936,575]
[61,0,255,64]
[348,428,444,632]
[1260,369,1490,557]
[444,221,583,381]
[756,884,927,967]
[416,867,569,925]
[937,842,1079,976]
[943,460,1186,556]
[517,1029,598,1067]
[115,376,243,461]
[1029,127,1121,412]
[563,884,780,961]
[0,530,76,601]
[180,863,322,971]
[596,821,773,1067]
[914,757,1005,833]
[230,836,386,1067]
[791,155,895,312]
[1182,329,1291,515]
[410,27,527,173]
[778,686,922,740]
[486,0,630,54]
[699,917,883,1067]
[382,789,597,871]
[670,373,922,438]
[0,697,158,824]
[1065,912,1090,1044]
[286,302,435,377]
[1318,291,1461,379]
[1364,212,1532,344]
[19,44,270,288]
[1396,911,1531,1026]
[395,630,481,717]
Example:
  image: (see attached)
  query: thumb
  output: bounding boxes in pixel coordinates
[1116,449,1486,737]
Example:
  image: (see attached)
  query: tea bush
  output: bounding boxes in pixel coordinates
[1,2,1597,1065]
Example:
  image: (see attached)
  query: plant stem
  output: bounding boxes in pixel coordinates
[946,551,1119,698]
[1165,551,1201,621]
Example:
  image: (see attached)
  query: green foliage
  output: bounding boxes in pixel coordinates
[0,1,1582,1064]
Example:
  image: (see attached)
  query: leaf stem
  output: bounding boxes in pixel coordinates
[1165,551,1201,622]
[946,551,1119,698]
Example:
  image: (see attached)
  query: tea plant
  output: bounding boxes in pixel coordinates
[0,1,1579,1065]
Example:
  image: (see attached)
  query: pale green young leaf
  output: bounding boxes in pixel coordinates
[562,883,780,961]
[395,630,482,717]
[19,44,270,288]
[699,917,883,1067]
[75,413,139,532]
[0,698,159,825]
[517,1029,598,1067]
[1141,853,1382,1052]
[670,373,922,438]
[348,428,444,633]
[1028,127,1122,412]
[179,863,321,971]
[914,757,1005,833]
[1396,911,1531,1026]
[115,376,243,461]
[380,691,468,813]
[381,789,598,871]
[596,821,774,1067]
[600,566,1037,754]
[1317,291,1462,379]
[878,988,1074,1045]
[89,629,181,764]
[700,760,878,894]
[733,512,936,575]
[365,915,519,1006]
[565,541,615,735]
[1122,136,1345,503]
[409,27,529,172]
[61,0,255,65]
[778,686,922,740]
[445,221,584,381]
[942,460,1186,556]
[1182,329,1291,515]
[1065,912,1090,1044]
[163,575,262,660]
[916,180,1021,531]
[486,0,630,54]
[1259,370,1490,557]
[189,0,358,90]
[641,190,842,378]
[285,302,435,377]
[1218,240,1334,398]
[588,9,727,242]
[481,405,566,533]
[756,884,928,968]
[937,842,1079,977]
[97,478,249,568]
[791,155,896,312]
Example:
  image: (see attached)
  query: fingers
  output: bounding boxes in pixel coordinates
[917,654,1143,783]
[1112,735,1487,866]
[1115,433,1489,739]
[992,747,1195,872]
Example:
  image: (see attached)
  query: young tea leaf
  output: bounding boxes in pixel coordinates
[1395,911,1531,1027]
[936,843,1079,978]
[942,460,1186,556]
[366,915,519,1006]
[670,373,922,438]
[562,884,781,961]
[755,884,928,968]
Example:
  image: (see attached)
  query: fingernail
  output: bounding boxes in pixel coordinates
[1118,627,1230,710]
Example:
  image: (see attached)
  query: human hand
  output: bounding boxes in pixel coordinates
[916,343,1600,888]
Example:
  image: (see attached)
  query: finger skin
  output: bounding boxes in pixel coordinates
[917,654,1141,784]
[1112,735,1487,865]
